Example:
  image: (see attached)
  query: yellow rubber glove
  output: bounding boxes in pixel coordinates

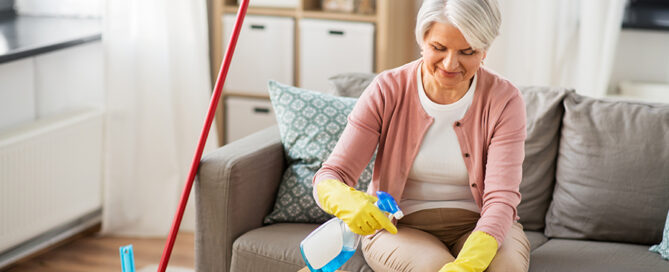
[439,231,498,272]
[316,179,397,235]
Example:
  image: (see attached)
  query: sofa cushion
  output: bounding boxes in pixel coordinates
[517,87,573,231]
[264,81,374,224]
[327,73,376,98]
[545,92,669,244]
[231,223,373,272]
[529,239,669,272]
[232,224,550,272]
[524,230,549,252]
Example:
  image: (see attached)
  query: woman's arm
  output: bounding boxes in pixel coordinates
[312,78,386,194]
[474,92,527,246]
[310,78,398,235]
[440,91,526,272]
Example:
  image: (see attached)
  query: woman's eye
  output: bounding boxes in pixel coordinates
[432,45,445,51]
[461,50,475,55]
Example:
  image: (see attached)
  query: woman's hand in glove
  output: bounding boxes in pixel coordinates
[439,231,498,272]
[316,179,397,235]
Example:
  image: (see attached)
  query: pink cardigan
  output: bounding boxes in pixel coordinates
[313,59,526,246]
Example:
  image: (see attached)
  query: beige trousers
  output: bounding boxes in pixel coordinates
[361,208,530,272]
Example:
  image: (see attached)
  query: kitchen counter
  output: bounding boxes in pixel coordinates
[0,11,101,64]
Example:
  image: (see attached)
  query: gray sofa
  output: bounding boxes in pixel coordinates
[195,85,669,272]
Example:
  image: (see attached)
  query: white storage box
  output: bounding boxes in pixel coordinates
[223,15,294,95]
[238,0,298,8]
[225,97,276,143]
[299,19,374,93]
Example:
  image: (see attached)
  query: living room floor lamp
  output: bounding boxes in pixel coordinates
[157,0,251,271]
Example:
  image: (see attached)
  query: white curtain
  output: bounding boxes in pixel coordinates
[486,0,627,98]
[102,0,218,236]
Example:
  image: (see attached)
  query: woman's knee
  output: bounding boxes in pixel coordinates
[363,248,450,272]
[362,227,454,272]
[487,252,529,272]
[487,222,530,272]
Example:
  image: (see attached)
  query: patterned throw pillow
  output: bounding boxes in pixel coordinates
[650,210,669,260]
[263,80,375,224]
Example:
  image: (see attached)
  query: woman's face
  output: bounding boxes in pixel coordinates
[421,22,486,91]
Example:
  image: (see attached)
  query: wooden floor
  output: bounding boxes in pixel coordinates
[3,231,194,272]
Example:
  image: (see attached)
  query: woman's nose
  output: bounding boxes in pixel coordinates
[442,52,459,70]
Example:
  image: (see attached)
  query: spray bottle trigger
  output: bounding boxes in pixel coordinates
[375,191,404,220]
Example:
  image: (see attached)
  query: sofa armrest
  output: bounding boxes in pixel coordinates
[195,125,284,272]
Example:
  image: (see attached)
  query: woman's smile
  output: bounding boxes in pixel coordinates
[437,67,461,78]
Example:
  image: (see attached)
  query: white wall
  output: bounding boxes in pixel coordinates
[609,29,669,93]
[14,0,102,17]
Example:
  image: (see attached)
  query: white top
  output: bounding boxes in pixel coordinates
[399,64,480,215]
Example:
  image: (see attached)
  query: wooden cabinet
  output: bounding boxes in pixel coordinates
[209,0,418,144]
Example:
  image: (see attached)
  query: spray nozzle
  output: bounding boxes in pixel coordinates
[375,191,404,220]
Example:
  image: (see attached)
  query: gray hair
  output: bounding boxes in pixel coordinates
[415,0,501,50]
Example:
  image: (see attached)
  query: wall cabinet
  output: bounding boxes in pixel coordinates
[0,40,104,268]
[34,42,104,118]
[209,0,418,144]
[0,59,35,130]
[0,41,103,132]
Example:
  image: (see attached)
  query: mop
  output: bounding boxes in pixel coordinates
[120,1,251,271]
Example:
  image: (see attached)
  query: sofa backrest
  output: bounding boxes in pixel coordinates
[545,92,669,245]
[517,86,573,231]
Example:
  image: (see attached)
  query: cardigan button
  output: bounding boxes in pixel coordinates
[471,183,477,188]
[455,122,461,127]
[464,153,470,158]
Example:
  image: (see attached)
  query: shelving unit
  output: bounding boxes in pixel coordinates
[207,0,418,144]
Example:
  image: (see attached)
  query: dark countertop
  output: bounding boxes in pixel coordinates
[623,3,669,31]
[0,12,102,64]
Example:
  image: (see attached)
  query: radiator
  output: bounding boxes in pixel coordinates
[0,108,103,253]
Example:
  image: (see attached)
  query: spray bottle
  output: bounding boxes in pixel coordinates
[300,191,403,272]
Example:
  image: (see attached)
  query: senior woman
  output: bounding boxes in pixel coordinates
[312,0,530,271]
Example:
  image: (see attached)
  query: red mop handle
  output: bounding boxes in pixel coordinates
[157,1,250,271]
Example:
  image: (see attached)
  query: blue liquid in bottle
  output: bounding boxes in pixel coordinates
[300,191,403,272]
[301,246,356,272]
[315,249,356,272]
[300,218,359,272]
